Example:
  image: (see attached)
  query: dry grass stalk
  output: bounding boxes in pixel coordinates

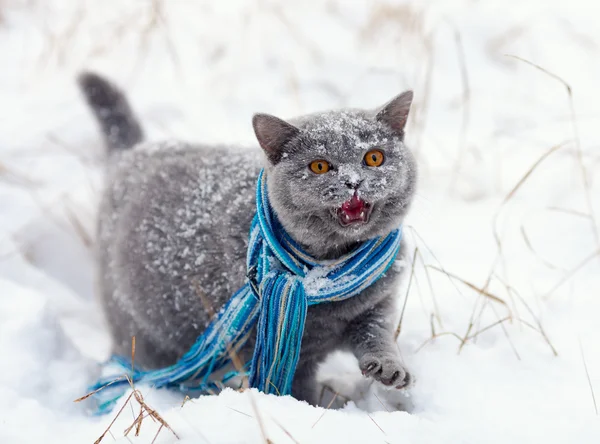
[429,313,436,338]
[92,391,136,444]
[269,414,300,444]
[486,304,520,360]
[64,204,94,249]
[546,206,592,219]
[395,247,418,339]
[311,391,340,428]
[506,54,600,248]
[405,227,517,356]
[150,424,164,444]
[412,35,435,156]
[495,279,559,357]
[467,316,511,339]
[497,142,567,212]
[75,337,178,444]
[227,406,252,418]
[426,265,508,306]
[127,378,180,441]
[578,338,598,415]
[372,391,391,413]
[543,248,600,298]
[483,141,569,306]
[520,224,564,271]
[72,376,127,403]
[0,161,37,186]
[408,226,468,301]
[449,28,471,193]
[367,413,387,436]
[247,389,272,444]
[416,249,443,326]
[415,332,463,354]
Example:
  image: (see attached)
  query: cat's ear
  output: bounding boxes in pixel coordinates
[376,90,413,135]
[252,113,299,164]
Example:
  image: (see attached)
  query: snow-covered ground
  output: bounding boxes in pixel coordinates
[1,0,599,442]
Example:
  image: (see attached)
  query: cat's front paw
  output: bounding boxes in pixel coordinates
[359,353,411,389]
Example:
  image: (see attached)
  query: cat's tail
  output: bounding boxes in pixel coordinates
[78,72,144,152]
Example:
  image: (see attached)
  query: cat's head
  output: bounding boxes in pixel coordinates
[253,91,417,258]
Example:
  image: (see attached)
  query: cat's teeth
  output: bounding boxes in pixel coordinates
[360,211,365,218]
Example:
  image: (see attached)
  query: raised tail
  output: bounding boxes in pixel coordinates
[78,72,144,152]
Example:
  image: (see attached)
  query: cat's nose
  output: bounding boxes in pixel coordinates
[345,179,363,189]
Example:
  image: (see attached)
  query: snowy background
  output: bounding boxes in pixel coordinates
[1,0,599,442]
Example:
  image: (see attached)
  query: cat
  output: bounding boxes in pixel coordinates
[79,72,417,406]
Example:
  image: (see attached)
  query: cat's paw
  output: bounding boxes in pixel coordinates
[359,353,411,389]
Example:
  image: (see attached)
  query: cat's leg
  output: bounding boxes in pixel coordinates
[345,298,411,388]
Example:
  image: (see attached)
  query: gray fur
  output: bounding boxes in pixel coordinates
[80,73,417,406]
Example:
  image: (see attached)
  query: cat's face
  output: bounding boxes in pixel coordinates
[253,92,417,258]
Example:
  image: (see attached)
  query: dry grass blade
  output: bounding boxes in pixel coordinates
[131,336,136,373]
[395,247,418,339]
[0,161,37,186]
[417,249,443,326]
[73,376,127,403]
[499,142,566,209]
[427,265,508,306]
[372,392,391,413]
[93,391,136,444]
[543,249,600,298]
[520,224,564,271]
[227,406,252,418]
[128,381,180,440]
[579,338,598,415]
[496,279,559,357]
[150,424,164,444]
[473,302,520,360]
[415,331,463,354]
[367,413,387,436]
[247,389,272,444]
[506,54,600,247]
[269,414,301,444]
[466,316,511,340]
[449,28,471,192]
[123,409,145,437]
[546,206,592,219]
[487,141,568,298]
[80,336,178,443]
[312,391,339,428]
[408,226,468,301]
[64,205,94,249]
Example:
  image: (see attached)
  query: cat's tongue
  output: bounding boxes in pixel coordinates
[338,194,371,226]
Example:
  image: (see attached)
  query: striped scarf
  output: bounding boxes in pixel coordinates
[91,169,402,413]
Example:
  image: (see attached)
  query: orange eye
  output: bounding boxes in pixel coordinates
[309,160,330,174]
[364,149,384,167]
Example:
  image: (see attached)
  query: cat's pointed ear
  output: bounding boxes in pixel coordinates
[252,113,299,164]
[376,90,413,135]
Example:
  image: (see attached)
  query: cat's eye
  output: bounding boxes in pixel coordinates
[309,160,330,174]
[364,149,384,167]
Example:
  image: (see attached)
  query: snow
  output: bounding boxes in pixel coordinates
[1,0,600,443]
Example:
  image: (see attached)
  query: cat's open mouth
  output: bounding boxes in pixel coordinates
[335,194,372,227]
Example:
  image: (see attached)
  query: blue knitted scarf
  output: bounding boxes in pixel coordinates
[91,169,402,413]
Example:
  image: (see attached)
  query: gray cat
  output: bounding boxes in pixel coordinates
[79,72,417,405]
